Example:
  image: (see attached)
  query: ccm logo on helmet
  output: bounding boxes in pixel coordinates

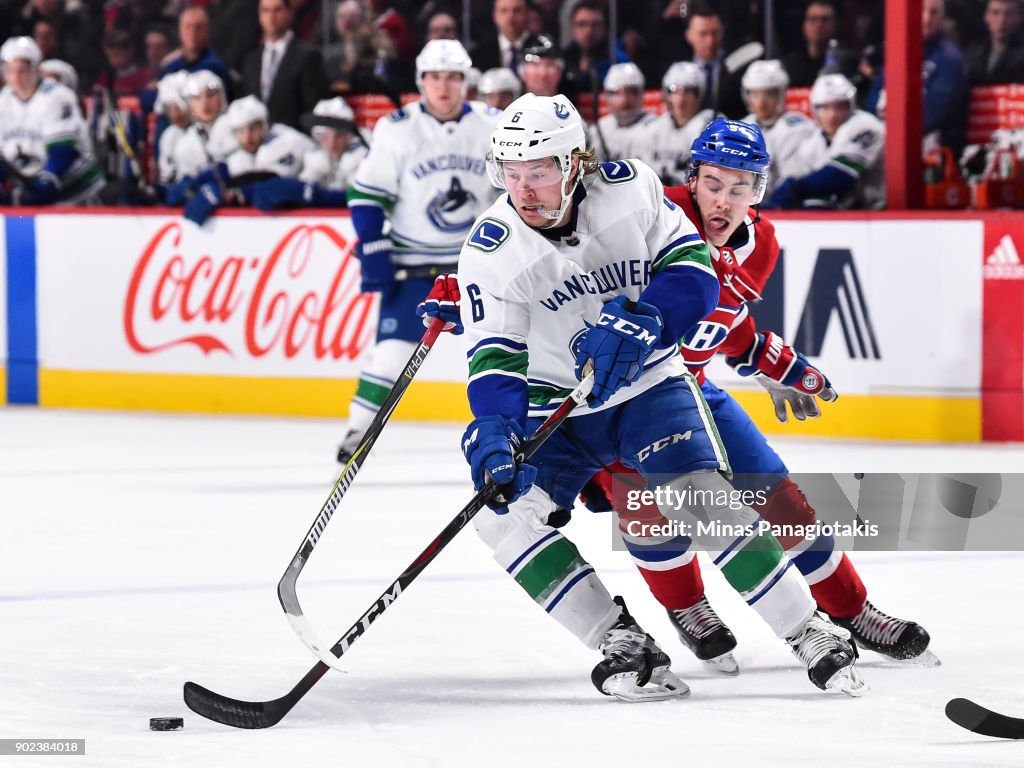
[721,147,749,156]
[498,140,523,146]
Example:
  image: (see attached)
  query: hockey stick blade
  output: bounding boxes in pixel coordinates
[946,698,1024,739]
[184,373,594,728]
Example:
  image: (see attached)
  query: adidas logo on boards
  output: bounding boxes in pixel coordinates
[984,234,1024,279]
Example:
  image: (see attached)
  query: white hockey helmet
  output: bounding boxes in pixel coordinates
[226,95,269,130]
[465,66,482,89]
[810,72,856,109]
[1,36,42,68]
[741,59,789,114]
[603,61,645,92]
[415,39,472,88]
[184,69,226,99]
[39,59,78,92]
[661,61,705,100]
[478,67,522,99]
[310,96,356,139]
[487,93,587,222]
[155,70,189,115]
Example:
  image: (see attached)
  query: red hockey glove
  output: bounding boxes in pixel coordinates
[727,331,838,401]
[415,273,462,334]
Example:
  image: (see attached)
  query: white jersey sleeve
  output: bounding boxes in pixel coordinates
[756,111,826,194]
[824,110,886,208]
[638,109,714,186]
[594,112,657,163]
[158,124,186,185]
[299,143,368,189]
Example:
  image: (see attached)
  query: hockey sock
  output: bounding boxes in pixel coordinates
[344,339,415,443]
[636,557,705,611]
[808,553,867,618]
[475,486,621,650]
[753,477,866,617]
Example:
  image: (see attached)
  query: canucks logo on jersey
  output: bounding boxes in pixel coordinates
[426,176,479,233]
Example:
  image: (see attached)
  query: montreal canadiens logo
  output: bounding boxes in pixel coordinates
[802,372,820,390]
[553,101,570,120]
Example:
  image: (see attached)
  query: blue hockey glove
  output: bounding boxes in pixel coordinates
[415,273,463,334]
[14,171,62,205]
[573,296,663,406]
[166,175,199,205]
[357,238,396,296]
[461,415,537,512]
[194,162,230,188]
[183,181,226,225]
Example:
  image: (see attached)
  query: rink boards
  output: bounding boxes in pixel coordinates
[1,207,1022,441]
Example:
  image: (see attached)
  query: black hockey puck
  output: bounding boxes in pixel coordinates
[149,717,184,731]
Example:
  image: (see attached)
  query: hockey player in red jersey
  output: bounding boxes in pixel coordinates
[586,118,933,673]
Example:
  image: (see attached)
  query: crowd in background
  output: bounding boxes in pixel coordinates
[0,0,1022,210]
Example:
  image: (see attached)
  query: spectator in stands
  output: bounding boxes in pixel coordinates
[425,11,459,41]
[683,1,750,119]
[965,0,1024,85]
[212,0,263,73]
[324,0,397,95]
[242,0,329,130]
[478,66,522,110]
[866,0,968,154]
[97,29,151,97]
[517,33,566,97]
[160,7,232,95]
[366,0,413,64]
[561,0,630,96]
[782,1,838,87]
[144,27,173,74]
[472,0,530,73]
[32,19,59,60]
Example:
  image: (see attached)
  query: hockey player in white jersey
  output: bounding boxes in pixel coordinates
[155,71,191,187]
[0,36,103,205]
[593,62,656,163]
[478,67,522,111]
[454,93,862,700]
[337,39,501,463]
[766,73,885,209]
[223,96,317,178]
[299,97,367,191]
[740,59,823,197]
[638,61,715,186]
[164,70,236,202]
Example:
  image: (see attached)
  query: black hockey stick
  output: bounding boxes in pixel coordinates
[184,371,595,728]
[278,316,446,668]
[946,698,1024,739]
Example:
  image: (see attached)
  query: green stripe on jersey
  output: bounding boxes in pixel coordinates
[832,156,865,175]
[347,188,394,209]
[513,536,587,602]
[654,242,713,274]
[720,533,785,594]
[528,382,573,405]
[469,347,528,378]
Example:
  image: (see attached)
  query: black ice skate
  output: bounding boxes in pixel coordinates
[829,600,938,665]
[592,596,690,702]
[666,596,739,675]
[786,613,867,696]
[336,429,360,466]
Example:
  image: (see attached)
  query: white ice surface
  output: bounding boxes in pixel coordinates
[2,408,1024,767]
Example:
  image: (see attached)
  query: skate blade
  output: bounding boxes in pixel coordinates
[826,664,869,697]
[603,667,691,702]
[900,649,941,667]
[702,651,739,676]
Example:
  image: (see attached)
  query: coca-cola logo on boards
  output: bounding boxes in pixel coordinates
[124,221,375,360]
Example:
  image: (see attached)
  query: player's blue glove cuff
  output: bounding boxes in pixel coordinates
[166,175,198,206]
